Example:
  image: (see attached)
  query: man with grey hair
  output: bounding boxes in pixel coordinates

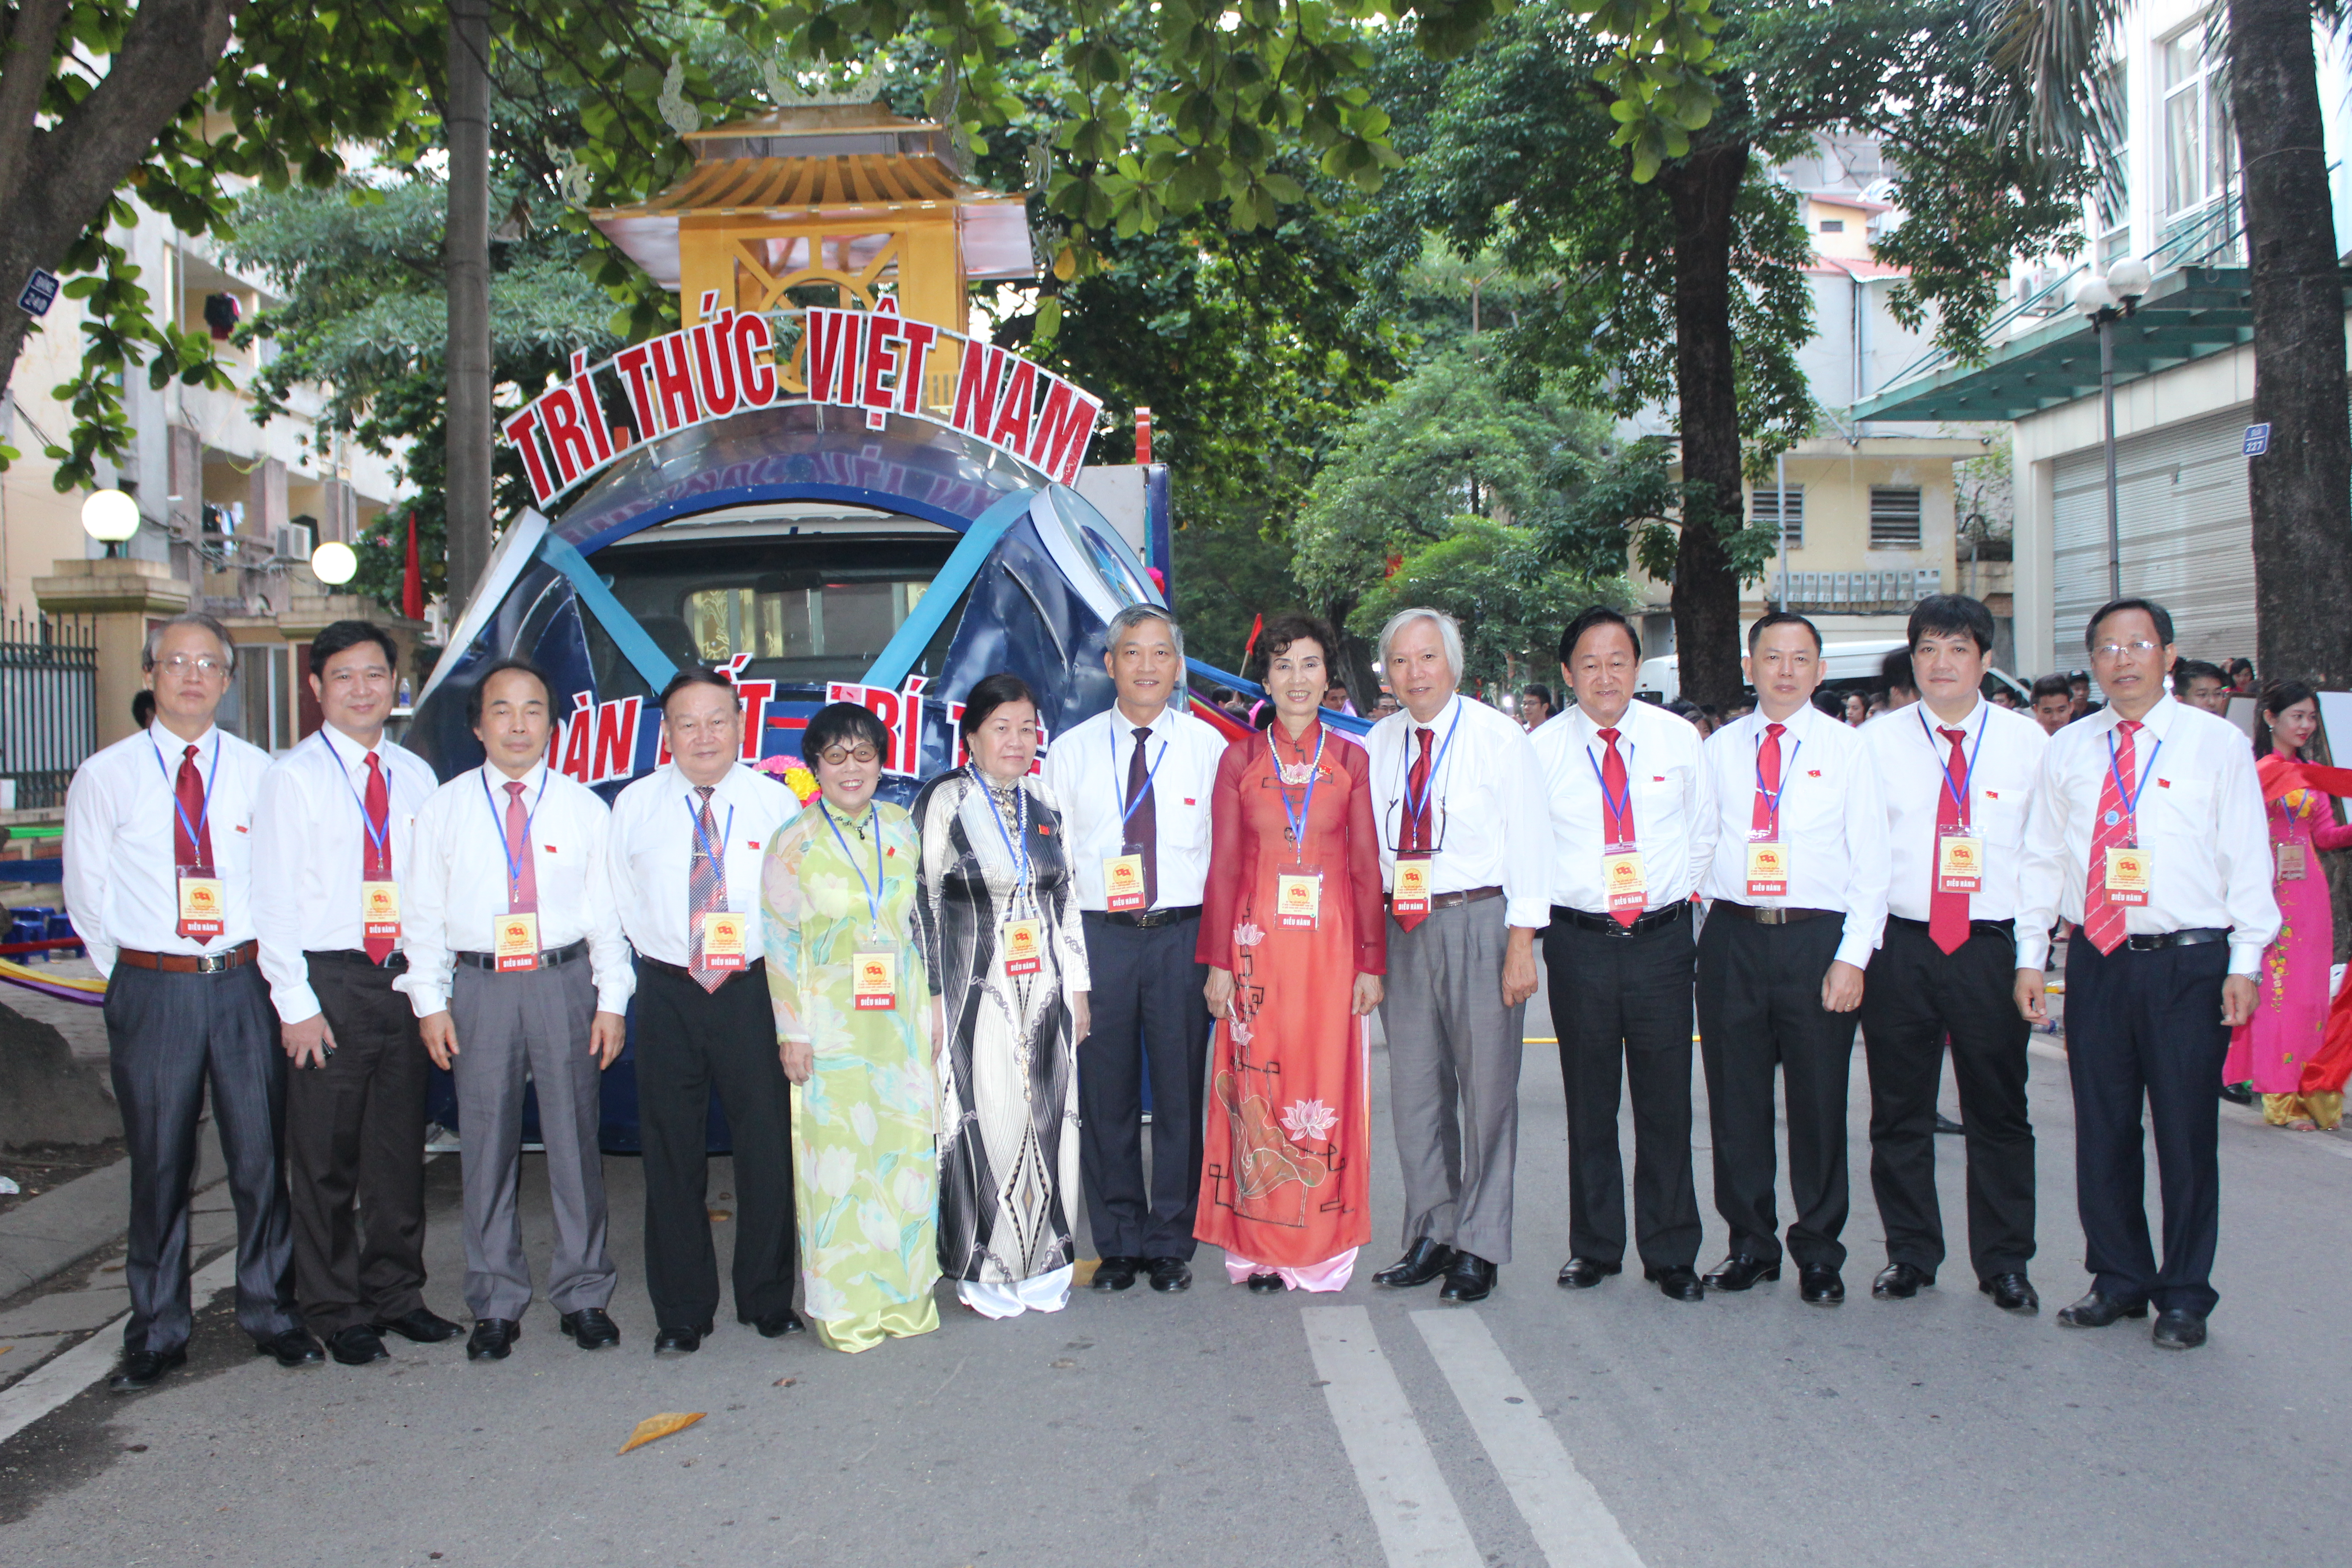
[1364,607,1551,1302]
[65,612,317,1390]
[1044,603,1225,1294]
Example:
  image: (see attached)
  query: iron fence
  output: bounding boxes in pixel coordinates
[1,611,98,810]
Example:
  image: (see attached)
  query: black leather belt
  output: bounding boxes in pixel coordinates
[305,948,409,971]
[1086,906,1201,930]
[2123,926,2229,951]
[1553,901,1690,936]
[1389,885,1502,913]
[455,938,589,970]
[638,954,764,985]
[1715,902,1839,926]
[1887,915,2014,940]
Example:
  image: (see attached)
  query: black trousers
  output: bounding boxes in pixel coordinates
[286,953,431,1336]
[1077,913,1211,1259]
[103,961,298,1353]
[1544,910,1701,1270]
[633,958,797,1330]
[1695,911,1855,1269]
[1858,919,2035,1283]
[2065,935,2231,1316]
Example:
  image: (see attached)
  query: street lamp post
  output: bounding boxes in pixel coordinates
[2071,259,2154,601]
[79,489,141,558]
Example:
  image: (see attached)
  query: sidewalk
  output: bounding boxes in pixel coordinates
[0,1121,225,1327]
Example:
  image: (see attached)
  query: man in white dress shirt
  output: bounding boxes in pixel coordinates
[395,659,634,1360]
[1364,608,1551,1303]
[1531,607,1714,1303]
[253,621,458,1367]
[1695,612,1889,1306]
[1859,595,2048,1314]
[64,612,315,1390]
[2014,597,2277,1350]
[608,666,803,1353]
[1042,604,1225,1294]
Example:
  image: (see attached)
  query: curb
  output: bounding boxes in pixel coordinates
[0,1123,227,1303]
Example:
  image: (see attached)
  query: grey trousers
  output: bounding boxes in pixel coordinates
[103,962,299,1352]
[1378,897,1525,1265]
[449,959,614,1320]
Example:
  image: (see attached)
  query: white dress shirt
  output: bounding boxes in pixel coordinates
[1365,693,1553,930]
[391,761,635,1018]
[1529,697,1715,914]
[2014,693,2280,975]
[1864,696,2049,926]
[1698,701,1890,968]
[1041,702,1224,911]
[251,725,439,1021]
[608,760,800,967]
[64,723,271,978]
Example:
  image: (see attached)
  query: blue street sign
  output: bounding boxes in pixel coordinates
[2244,422,2271,457]
[16,269,56,318]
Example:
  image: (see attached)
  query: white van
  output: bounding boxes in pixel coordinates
[1636,638,2029,707]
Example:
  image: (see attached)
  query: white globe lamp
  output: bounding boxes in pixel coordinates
[80,488,141,556]
[310,540,359,586]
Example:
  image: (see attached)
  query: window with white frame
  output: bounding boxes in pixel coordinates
[1868,486,1923,548]
[1750,483,1803,548]
[2162,30,2231,216]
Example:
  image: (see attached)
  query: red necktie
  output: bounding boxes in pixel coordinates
[687,784,725,993]
[1928,725,1970,955]
[174,743,216,944]
[363,753,395,964]
[1125,726,1159,909]
[503,779,539,913]
[1752,722,1785,837]
[2084,719,2141,955]
[1598,726,1638,928]
[1396,726,1436,932]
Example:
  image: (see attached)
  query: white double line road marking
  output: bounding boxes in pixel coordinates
[1303,1305,1647,1568]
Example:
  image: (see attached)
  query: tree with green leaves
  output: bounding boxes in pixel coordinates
[1374,0,2099,708]
[1352,513,1631,695]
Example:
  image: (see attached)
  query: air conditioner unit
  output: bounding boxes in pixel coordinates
[276,522,315,561]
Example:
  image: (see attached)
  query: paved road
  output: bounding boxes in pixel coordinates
[2,974,2346,1568]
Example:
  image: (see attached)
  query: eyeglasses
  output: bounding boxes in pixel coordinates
[815,745,881,767]
[2090,639,2163,661]
[158,654,228,676]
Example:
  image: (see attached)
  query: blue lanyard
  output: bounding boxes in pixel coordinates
[318,729,392,866]
[1399,701,1465,829]
[1114,725,1170,830]
[479,769,546,903]
[1272,723,1328,852]
[969,767,1032,901]
[684,790,735,886]
[1753,728,1802,822]
[1586,732,1634,845]
[819,799,887,936]
[148,730,220,859]
[1917,706,1987,823]
[2105,727,2162,823]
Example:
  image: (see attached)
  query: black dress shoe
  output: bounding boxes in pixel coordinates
[327,1324,389,1365]
[257,1328,325,1367]
[108,1345,186,1392]
[1246,1272,1284,1294]
[1871,1262,1933,1299]
[559,1308,621,1349]
[1556,1256,1622,1289]
[654,1323,710,1355]
[1799,1265,1844,1305]
[753,1308,807,1338]
[1091,1256,1143,1292]
[1439,1252,1497,1303]
[1645,1264,1704,1303]
[2152,1308,2208,1350]
[1147,1256,1192,1293]
[1373,1238,1458,1289]
[2219,1081,2255,1106]
[1934,1112,1966,1135]
[1702,1254,1781,1291]
[2056,1289,2148,1328]
[1980,1272,2040,1313]
[467,1319,520,1360]
[372,1307,463,1344]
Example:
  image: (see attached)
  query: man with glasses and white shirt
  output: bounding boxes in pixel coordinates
[1696,611,1889,1307]
[253,620,457,1367]
[2014,597,2276,1351]
[1364,607,1550,1303]
[65,612,316,1389]
[608,667,803,1353]
[1859,595,2048,1316]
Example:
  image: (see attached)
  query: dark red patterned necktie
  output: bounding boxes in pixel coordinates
[1928,726,1970,955]
[363,753,394,964]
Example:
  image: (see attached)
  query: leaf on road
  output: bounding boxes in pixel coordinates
[618,1412,706,1455]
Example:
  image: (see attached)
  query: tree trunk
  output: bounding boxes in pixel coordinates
[2228,0,2352,691]
[443,0,495,611]
[1661,141,1751,711]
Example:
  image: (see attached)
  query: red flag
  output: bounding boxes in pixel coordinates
[1243,613,1263,660]
[401,510,424,620]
